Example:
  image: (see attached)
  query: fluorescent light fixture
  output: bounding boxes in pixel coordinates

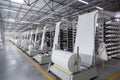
[95,6,104,10]
[116,19,120,21]
[11,0,24,4]
[20,13,38,17]
[78,0,89,4]
[28,13,38,16]
[3,9,16,13]
[8,18,15,22]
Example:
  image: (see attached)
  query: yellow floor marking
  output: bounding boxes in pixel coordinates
[108,72,120,80]
[55,78,60,80]
[12,43,54,80]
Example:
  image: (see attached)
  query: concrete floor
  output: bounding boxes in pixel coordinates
[0,41,47,80]
[95,59,120,80]
[0,41,120,80]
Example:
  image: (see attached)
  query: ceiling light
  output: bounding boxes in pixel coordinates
[78,0,89,4]
[116,19,120,21]
[28,13,38,16]
[3,9,16,13]
[8,18,15,22]
[11,0,24,4]
[95,6,104,10]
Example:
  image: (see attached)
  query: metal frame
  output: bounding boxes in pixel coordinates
[0,0,120,32]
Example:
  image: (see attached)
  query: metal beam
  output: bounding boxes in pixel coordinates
[0,2,38,12]
[43,0,54,11]
[16,0,64,31]
[3,0,40,10]
[13,0,38,31]
[20,0,77,32]
[0,7,50,15]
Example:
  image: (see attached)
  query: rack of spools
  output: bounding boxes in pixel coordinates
[58,20,77,52]
[95,11,120,62]
[104,21,120,58]
[45,29,55,51]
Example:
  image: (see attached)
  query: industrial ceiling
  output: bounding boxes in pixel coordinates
[0,0,120,32]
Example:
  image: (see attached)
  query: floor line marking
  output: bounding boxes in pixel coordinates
[11,42,54,80]
[108,72,120,80]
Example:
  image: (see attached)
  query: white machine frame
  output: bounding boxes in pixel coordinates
[26,30,36,56]
[48,11,98,80]
[33,26,51,64]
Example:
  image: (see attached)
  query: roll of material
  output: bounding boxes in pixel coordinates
[52,50,81,73]
[21,40,28,49]
[28,45,34,50]
[28,44,34,51]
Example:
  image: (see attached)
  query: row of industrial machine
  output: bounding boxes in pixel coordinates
[10,10,120,80]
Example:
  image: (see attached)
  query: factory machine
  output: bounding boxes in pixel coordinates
[26,28,43,56]
[20,32,32,52]
[11,29,37,53]
[33,20,77,64]
[33,24,55,64]
[14,32,25,48]
[10,31,31,51]
[48,11,98,80]
[48,10,120,80]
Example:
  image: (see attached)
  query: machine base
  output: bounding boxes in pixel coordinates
[33,54,51,65]
[49,65,97,80]
[26,51,35,57]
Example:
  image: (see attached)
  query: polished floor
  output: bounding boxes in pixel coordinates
[0,41,47,80]
[95,59,120,80]
[0,41,120,80]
